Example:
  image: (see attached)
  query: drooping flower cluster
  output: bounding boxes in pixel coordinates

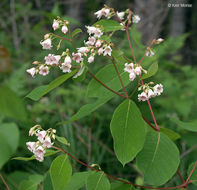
[26,125,56,162]
[124,62,146,81]
[138,83,163,101]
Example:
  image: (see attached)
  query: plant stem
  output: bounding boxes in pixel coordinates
[186,161,197,183]
[52,33,71,42]
[112,58,129,98]
[52,145,191,190]
[0,174,10,190]
[142,116,158,131]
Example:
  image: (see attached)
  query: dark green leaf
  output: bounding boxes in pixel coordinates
[56,135,70,146]
[110,99,147,166]
[50,154,72,190]
[26,70,77,101]
[136,130,180,186]
[141,62,158,79]
[72,28,82,38]
[160,127,181,141]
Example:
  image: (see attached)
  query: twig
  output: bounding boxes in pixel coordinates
[0,174,10,190]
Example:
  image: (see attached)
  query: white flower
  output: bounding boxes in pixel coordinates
[52,19,59,30]
[94,10,103,19]
[156,38,164,44]
[138,92,148,101]
[62,25,68,34]
[72,53,83,63]
[26,142,36,152]
[94,28,103,38]
[40,39,52,50]
[146,49,154,57]
[39,66,49,76]
[129,71,136,81]
[95,40,102,48]
[36,130,47,142]
[88,56,94,63]
[34,146,45,157]
[117,11,125,20]
[148,89,156,98]
[85,37,96,46]
[98,48,104,55]
[94,8,110,19]
[45,54,61,66]
[77,47,88,54]
[103,46,112,56]
[26,67,36,77]
[43,137,53,148]
[35,155,44,162]
[60,62,71,73]
[86,26,97,35]
[153,84,163,95]
[64,56,72,64]
[124,63,134,73]
[132,15,141,23]
[134,66,142,75]
[120,23,125,31]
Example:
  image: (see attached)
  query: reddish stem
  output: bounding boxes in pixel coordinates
[142,116,158,131]
[112,59,129,98]
[177,170,188,190]
[0,174,10,190]
[52,145,191,190]
[186,161,197,183]
[52,33,71,41]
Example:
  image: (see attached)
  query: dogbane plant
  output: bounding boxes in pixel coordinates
[21,4,197,190]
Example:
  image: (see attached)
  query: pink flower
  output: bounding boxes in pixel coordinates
[77,47,88,54]
[124,63,134,73]
[60,62,71,73]
[129,71,136,81]
[40,39,52,50]
[138,92,148,101]
[34,146,45,157]
[95,40,102,48]
[43,137,53,148]
[153,84,163,95]
[26,142,36,152]
[94,28,103,38]
[148,89,156,98]
[62,25,68,34]
[134,66,142,75]
[36,130,47,142]
[132,15,141,23]
[117,11,125,20]
[72,53,83,63]
[26,67,36,77]
[103,46,112,56]
[64,56,72,64]
[146,49,154,57]
[88,56,94,63]
[52,19,59,30]
[94,10,102,19]
[86,26,97,35]
[98,48,104,55]
[39,66,49,76]
[35,155,44,162]
[45,54,61,66]
[85,37,96,46]
[94,8,110,19]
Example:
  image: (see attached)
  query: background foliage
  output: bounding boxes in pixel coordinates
[0,0,197,189]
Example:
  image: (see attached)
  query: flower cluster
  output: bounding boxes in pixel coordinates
[26,125,56,162]
[124,62,146,81]
[138,83,163,101]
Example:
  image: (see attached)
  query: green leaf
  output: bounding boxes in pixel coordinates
[94,19,123,32]
[100,35,111,43]
[111,181,135,190]
[50,154,72,190]
[0,134,12,169]
[26,70,77,101]
[0,86,27,121]
[110,99,146,166]
[73,65,88,82]
[56,135,70,146]
[187,162,197,186]
[72,28,82,38]
[86,171,110,190]
[160,127,181,141]
[87,64,130,98]
[13,150,59,161]
[64,171,90,190]
[58,94,114,125]
[136,130,180,186]
[19,180,38,190]
[170,117,197,132]
[141,62,158,79]
[43,172,53,190]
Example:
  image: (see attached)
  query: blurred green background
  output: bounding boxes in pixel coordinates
[0,0,197,189]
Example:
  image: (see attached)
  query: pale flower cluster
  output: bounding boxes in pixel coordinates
[26,125,56,162]
[124,62,145,81]
[138,83,163,101]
